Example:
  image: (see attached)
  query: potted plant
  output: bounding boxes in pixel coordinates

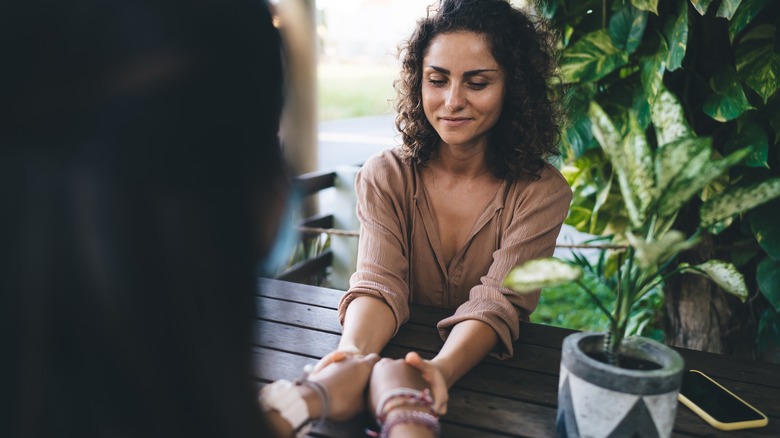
[504,100,780,437]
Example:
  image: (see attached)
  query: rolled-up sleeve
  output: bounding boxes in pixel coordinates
[437,166,572,359]
[338,155,411,335]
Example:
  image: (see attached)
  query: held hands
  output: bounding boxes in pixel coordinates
[306,351,380,421]
[404,352,449,416]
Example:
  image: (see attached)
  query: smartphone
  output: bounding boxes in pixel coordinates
[677,369,768,431]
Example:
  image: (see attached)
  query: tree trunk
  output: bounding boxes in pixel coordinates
[664,233,732,353]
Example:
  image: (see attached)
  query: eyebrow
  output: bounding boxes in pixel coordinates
[427,65,500,76]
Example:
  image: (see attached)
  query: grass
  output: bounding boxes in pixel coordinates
[317,63,398,121]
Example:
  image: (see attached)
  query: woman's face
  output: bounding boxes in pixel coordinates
[421,31,506,152]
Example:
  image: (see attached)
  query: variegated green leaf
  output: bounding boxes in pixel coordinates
[700,178,780,227]
[504,258,582,293]
[589,101,623,158]
[729,0,770,42]
[658,145,751,218]
[665,0,689,71]
[631,0,658,15]
[641,38,668,113]
[562,29,629,84]
[702,65,754,122]
[609,5,648,54]
[589,102,646,228]
[621,112,655,225]
[654,137,710,199]
[590,172,614,235]
[724,122,769,167]
[627,230,698,269]
[735,25,780,104]
[651,88,693,146]
[717,0,742,20]
[679,260,748,301]
[690,0,715,15]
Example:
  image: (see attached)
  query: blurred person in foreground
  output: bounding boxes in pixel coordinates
[316,1,572,436]
[1,1,379,437]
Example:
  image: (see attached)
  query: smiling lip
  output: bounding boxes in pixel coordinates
[440,117,471,126]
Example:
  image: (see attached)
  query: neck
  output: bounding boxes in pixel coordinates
[432,142,491,178]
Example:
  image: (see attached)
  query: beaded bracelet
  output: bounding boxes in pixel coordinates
[380,410,440,438]
[374,387,435,424]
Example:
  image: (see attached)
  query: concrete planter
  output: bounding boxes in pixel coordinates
[557,332,685,438]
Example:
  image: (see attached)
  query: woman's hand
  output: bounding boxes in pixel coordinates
[307,351,380,421]
[404,352,448,416]
[311,346,364,373]
[368,355,436,416]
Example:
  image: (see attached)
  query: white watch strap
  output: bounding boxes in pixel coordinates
[259,380,312,436]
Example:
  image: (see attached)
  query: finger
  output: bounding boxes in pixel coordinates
[405,352,448,415]
[362,353,381,365]
[312,351,339,373]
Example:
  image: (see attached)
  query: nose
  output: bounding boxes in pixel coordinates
[445,83,465,111]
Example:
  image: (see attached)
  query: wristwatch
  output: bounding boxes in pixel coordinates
[259,379,312,437]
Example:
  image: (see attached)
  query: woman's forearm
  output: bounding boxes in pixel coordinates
[338,296,396,354]
[431,320,497,387]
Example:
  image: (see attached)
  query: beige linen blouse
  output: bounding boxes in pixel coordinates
[338,147,572,358]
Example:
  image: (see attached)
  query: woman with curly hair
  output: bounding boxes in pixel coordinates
[318,1,572,436]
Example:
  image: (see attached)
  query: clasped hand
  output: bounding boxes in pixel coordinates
[309,349,448,422]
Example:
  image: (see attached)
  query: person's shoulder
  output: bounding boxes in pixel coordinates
[536,161,571,192]
[358,147,410,183]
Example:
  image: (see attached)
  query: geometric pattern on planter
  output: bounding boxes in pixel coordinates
[558,364,677,437]
[556,373,580,438]
[567,367,641,437]
[642,393,679,437]
[606,398,659,437]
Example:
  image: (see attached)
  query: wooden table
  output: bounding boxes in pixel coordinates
[254,278,780,437]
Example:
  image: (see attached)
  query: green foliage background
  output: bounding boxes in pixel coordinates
[543,0,780,359]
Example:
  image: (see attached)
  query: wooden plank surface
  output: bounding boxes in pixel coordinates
[255,278,780,437]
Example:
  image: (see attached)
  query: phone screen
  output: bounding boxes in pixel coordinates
[679,371,764,423]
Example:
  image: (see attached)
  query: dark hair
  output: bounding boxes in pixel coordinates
[2,0,284,436]
[395,0,562,180]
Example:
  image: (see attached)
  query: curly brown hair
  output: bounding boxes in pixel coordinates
[395,0,562,180]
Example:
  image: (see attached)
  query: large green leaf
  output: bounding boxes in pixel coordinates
[735,25,780,103]
[504,258,582,293]
[627,230,698,270]
[749,199,780,260]
[679,260,748,301]
[589,103,653,229]
[609,5,648,54]
[757,257,780,312]
[654,137,710,204]
[729,0,770,42]
[651,89,693,146]
[621,113,655,225]
[561,83,598,160]
[590,172,614,235]
[562,29,629,84]
[700,178,780,227]
[724,122,769,167]
[631,0,658,15]
[768,95,780,143]
[658,146,751,218]
[665,1,689,71]
[702,65,754,122]
[717,0,743,20]
[690,0,714,15]
[640,39,668,122]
